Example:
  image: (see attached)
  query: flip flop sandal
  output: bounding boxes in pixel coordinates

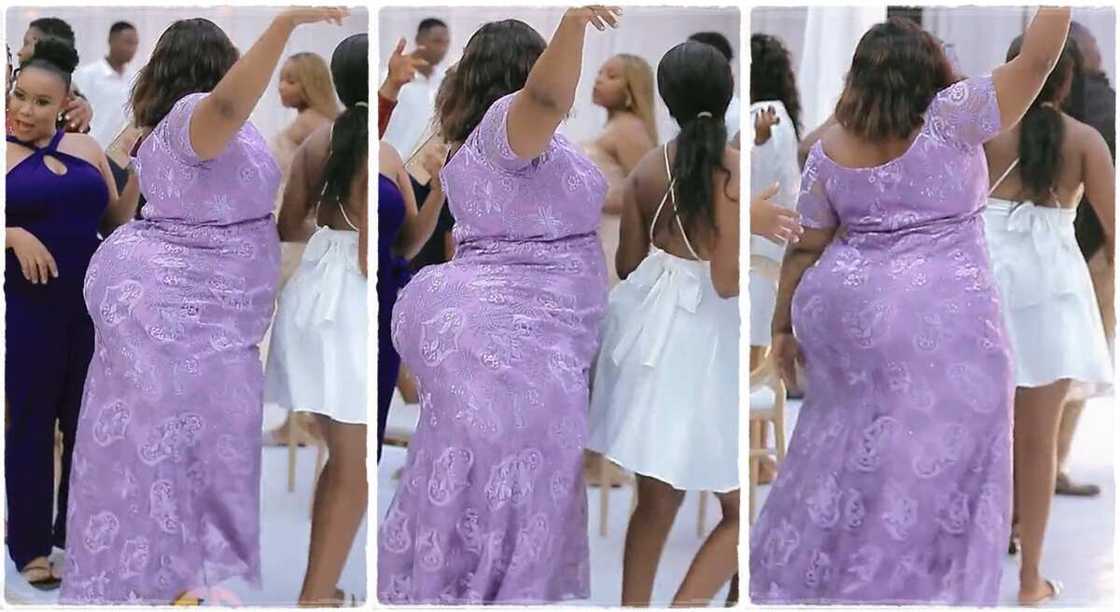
[21,559,61,591]
[1022,579,1063,607]
[1055,475,1101,497]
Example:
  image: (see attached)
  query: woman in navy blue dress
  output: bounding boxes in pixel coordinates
[4,37,136,589]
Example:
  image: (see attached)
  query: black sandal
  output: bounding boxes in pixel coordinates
[21,558,61,591]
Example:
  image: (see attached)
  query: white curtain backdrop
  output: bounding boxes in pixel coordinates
[6,6,370,143]
[752,6,1116,132]
[378,6,741,146]
[795,6,886,131]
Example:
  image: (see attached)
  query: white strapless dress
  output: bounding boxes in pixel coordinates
[983,198,1112,392]
[265,227,369,423]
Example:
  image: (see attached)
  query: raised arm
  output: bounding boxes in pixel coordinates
[506,6,620,160]
[379,38,426,103]
[992,6,1071,130]
[190,8,348,161]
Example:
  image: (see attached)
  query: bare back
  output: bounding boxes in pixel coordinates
[984,114,1105,208]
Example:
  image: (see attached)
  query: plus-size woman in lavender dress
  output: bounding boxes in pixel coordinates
[60,9,348,604]
[378,7,620,605]
[749,9,1071,606]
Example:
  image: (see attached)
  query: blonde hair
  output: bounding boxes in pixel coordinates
[285,52,339,119]
[615,53,658,144]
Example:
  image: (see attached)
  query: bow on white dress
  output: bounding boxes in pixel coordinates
[610,248,704,368]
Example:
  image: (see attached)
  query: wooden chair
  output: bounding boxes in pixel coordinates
[748,355,787,523]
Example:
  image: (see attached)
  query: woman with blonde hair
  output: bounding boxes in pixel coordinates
[265,50,340,447]
[583,52,659,489]
[585,53,658,285]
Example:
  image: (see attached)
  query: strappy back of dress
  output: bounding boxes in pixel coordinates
[318,123,360,232]
[988,157,1061,206]
[650,145,702,260]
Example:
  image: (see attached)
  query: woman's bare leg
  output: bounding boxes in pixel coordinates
[621,475,685,606]
[1014,381,1070,604]
[671,490,739,606]
[298,416,367,605]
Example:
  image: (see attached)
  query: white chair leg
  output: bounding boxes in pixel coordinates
[697,491,708,538]
[598,456,610,537]
[287,416,297,492]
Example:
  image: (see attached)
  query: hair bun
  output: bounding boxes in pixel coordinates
[30,36,79,75]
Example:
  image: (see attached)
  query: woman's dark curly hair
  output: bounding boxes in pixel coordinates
[131,18,239,129]
[750,34,802,139]
[1006,35,1076,207]
[834,17,959,142]
[320,33,367,213]
[435,20,546,144]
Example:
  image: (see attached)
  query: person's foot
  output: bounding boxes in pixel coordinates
[1019,578,1062,606]
[1055,472,1101,497]
[20,557,61,591]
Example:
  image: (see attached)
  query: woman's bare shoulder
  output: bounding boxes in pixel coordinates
[379,140,404,177]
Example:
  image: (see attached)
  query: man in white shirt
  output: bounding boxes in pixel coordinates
[687,31,741,143]
[72,21,139,149]
[382,18,451,159]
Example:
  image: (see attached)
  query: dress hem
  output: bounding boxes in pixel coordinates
[587,445,739,493]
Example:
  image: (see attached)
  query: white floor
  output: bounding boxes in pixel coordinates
[752,396,1116,607]
[377,445,732,607]
[5,405,368,606]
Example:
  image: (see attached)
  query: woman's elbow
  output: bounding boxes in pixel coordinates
[714,276,739,299]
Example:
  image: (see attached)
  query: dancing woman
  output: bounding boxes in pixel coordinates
[750,8,1070,605]
[583,53,658,285]
[982,35,1113,605]
[60,8,348,604]
[5,36,136,591]
[264,50,339,448]
[378,6,619,604]
[587,40,740,606]
[264,32,375,606]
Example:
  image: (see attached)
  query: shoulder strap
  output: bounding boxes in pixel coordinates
[661,144,702,260]
[45,128,66,152]
[649,145,672,242]
[989,158,1020,196]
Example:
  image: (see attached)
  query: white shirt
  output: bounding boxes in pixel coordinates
[72,58,138,148]
[749,100,801,264]
[382,65,446,159]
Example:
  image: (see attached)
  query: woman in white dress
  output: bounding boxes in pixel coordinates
[263,34,368,605]
[264,51,339,447]
[983,36,1113,605]
[587,41,738,606]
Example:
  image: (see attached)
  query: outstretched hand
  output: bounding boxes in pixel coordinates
[388,38,429,87]
[279,6,350,28]
[751,182,802,244]
[564,6,622,31]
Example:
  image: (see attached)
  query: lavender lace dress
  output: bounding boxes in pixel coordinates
[378,92,609,604]
[61,93,281,604]
[749,76,1014,606]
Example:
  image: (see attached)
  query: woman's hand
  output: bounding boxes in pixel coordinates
[388,38,427,88]
[6,228,58,285]
[754,106,780,146]
[420,143,448,187]
[752,182,802,243]
[564,6,622,31]
[278,6,350,28]
[770,331,802,389]
[63,95,93,133]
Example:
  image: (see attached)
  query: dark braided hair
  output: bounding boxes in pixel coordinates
[657,41,735,242]
[320,33,368,213]
[750,33,802,139]
[1006,35,1076,206]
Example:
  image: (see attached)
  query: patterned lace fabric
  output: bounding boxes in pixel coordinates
[378,92,608,604]
[749,76,1015,605]
[61,93,281,604]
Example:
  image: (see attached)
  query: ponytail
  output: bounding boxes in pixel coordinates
[321,104,368,210]
[673,114,730,238]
